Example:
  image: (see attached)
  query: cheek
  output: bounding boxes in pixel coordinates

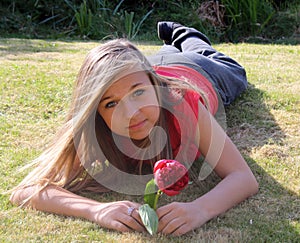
[146,106,160,124]
[107,109,130,136]
[145,95,160,124]
[98,109,113,130]
[108,112,123,133]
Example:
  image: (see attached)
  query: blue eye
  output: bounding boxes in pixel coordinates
[133,89,145,97]
[105,101,117,108]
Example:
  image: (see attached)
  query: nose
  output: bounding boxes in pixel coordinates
[121,100,139,119]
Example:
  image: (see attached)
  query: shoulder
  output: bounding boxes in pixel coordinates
[153,65,219,115]
[165,89,201,132]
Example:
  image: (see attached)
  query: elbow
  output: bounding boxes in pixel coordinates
[233,170,259,199]
[238,168,259,198]
[253,178,259,195]
[248,173,259,197]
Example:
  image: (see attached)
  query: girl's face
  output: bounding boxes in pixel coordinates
[98,71,160,140]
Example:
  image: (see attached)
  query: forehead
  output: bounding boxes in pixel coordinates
[104,71,151,94]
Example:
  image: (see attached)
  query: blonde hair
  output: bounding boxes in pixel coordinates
[11,39,210,202]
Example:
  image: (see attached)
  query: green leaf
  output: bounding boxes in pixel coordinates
[138,204,158,235]
[143,178,157,209]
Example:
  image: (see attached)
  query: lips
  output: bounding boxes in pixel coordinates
[128,119,147,130]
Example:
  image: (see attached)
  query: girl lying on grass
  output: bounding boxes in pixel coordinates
[10,21,258,236]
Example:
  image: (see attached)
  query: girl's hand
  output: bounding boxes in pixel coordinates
[91,200,146,233]
[157,201,209,236]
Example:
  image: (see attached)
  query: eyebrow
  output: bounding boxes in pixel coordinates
[100,82,144,103]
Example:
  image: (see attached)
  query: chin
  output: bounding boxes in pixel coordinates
[129,133,149,141]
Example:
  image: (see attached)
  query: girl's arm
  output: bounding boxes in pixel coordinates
[10,185,145,232]
[157,102,259,235]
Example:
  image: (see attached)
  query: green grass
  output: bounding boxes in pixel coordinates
[0,39,299,242]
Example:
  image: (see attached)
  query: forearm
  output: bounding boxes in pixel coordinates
[10,185,145,233]
[10,185,98,222]
[194,171,258,220]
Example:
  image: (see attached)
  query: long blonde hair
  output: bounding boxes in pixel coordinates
[11,39,210,201]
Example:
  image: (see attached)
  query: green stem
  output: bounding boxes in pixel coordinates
[153,190,161,210]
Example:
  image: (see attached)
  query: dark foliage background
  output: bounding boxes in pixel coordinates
[0,0,299,43]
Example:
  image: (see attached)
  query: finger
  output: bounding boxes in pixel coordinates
[126,215,146,232]
[131,208,144,225]
[156,205,173,220]
[171,224,190,236]
[122,209,146,232]
[111,220,133,232]
[157,209,174,232]
[159,217,185,234]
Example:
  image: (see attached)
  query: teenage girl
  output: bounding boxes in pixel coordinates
[10,22,258,236]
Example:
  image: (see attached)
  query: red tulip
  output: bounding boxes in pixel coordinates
[153,159,189,196]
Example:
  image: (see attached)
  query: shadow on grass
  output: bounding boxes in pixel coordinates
[225,83,286,149]
[223,83,299,241]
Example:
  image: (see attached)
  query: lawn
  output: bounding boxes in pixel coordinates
[0,39,299,242]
